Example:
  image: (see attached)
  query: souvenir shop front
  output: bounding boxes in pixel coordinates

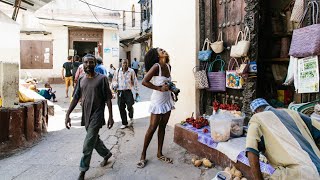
[174,0,320,179]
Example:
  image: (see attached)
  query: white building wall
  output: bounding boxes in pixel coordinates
[153,0,199,126]
[20,26,68,81]
[0,10,20,107]
[103,29,120,69]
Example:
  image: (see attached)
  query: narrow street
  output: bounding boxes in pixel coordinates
[0,82,219,180]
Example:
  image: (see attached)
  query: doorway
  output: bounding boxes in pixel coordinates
[73,41,97,57]
[126,51,131,65]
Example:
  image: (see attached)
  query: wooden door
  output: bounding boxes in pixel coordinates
[126,51,131,65]
[20,40,53,69]
[199,0,259,116]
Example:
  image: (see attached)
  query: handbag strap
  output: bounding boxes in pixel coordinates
[211,55,225,72]
[242,57,250,64]
[299,1,319,27]
[217,31,223,41]
[202,38,211,50]
[228,57,240,70]
[243,26,251,41]
[234,31,244,45]
[193,62,209,73]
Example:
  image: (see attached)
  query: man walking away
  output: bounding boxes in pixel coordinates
[131,57,140,76]
[112,59,139,129]
[94,57,108,76]
[62,56,73,98]
[65,54,114,180]
[72,55,81,87]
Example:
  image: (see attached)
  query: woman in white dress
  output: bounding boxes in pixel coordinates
[137,48,175,168]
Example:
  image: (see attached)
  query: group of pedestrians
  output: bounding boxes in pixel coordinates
[64,48,175,180]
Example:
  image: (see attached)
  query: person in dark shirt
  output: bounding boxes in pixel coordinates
[62,56,73,98]
[72,55,81,87]
[65,54,114,180]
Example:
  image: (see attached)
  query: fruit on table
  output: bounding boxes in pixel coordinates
[202,158,212,168]
[203,128,209,133]
[186,116,209,129]
[194,160,202,167]
[191,157,197,164]
[234,170,242,178]
[213,101,240,111]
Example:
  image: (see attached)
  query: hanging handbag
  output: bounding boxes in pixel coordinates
[236,57,250,74]
[226,58,245,89]
[198,38,212,61]
[207,55,226,92]
[210,31,224,53]
[230,26,250,57]
[193,63,209,89]
[289,1,320,58]
[290,0,304,22]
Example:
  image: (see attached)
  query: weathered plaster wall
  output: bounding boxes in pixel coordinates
[153,0,199,126]
[103,29,120,69]
[0,10,20,107]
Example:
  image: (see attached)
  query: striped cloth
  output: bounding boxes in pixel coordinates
[246,107,320,179]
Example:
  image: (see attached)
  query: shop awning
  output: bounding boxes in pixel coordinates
[120,32,152,46]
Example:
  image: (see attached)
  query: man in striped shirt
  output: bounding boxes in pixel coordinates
[112,59,139,129]
[246,98,320,180]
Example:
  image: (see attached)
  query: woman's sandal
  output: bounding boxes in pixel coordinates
[158,156,173,164]
[137,159,148,168]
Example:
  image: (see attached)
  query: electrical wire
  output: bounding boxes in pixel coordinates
[83,0,115,28]
[78,0,143,14]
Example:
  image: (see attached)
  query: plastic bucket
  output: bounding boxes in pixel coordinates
[212,171,232,180]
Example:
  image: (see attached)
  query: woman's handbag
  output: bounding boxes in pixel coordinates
[198,38,212,61]
[289,1,320,58]
[210,31,224,54]
[193,63,209,89]
[236,57,250,74]
[226,58,245,89]
[290,0,304,22]
[207,55,226,92]
[230,26,251,57]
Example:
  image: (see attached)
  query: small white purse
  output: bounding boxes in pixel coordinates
[210,31,224,54]
[230,26,250,57]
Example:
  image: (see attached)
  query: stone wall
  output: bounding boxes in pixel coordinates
[0,100,48,156]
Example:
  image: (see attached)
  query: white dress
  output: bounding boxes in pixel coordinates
[149,63,175,114]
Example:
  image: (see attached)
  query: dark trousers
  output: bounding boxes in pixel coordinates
[133,69,138,76]
[79,127,111,172]
[117,90,134,125]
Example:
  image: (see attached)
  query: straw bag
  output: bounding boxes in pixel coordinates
[193,63,209,89]
[291,0,304,22]
[210,31,224,54]
[226,58,245,89]
[289,1,320,58]
[230,26,250,57]
[198,38,212,61]
[207,55,226,92]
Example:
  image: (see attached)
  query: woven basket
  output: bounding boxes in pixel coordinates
[207,55,226,92]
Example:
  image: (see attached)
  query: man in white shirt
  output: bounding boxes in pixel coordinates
[112,59,139,129]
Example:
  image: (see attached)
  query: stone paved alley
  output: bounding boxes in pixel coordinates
[0,81,219,180]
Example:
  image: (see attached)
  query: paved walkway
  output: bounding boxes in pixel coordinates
[0,81,219,180]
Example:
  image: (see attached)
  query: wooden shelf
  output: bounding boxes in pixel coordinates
[272,33,293,38]
[262,58,290,63]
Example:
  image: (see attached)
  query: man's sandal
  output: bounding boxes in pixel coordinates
[158,156,173,164]
[137,159,148,168]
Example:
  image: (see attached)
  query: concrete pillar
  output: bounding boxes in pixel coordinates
[0,62,19,107]
[0,10,20,108]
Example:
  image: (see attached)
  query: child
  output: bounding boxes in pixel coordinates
[38,83,57,102]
